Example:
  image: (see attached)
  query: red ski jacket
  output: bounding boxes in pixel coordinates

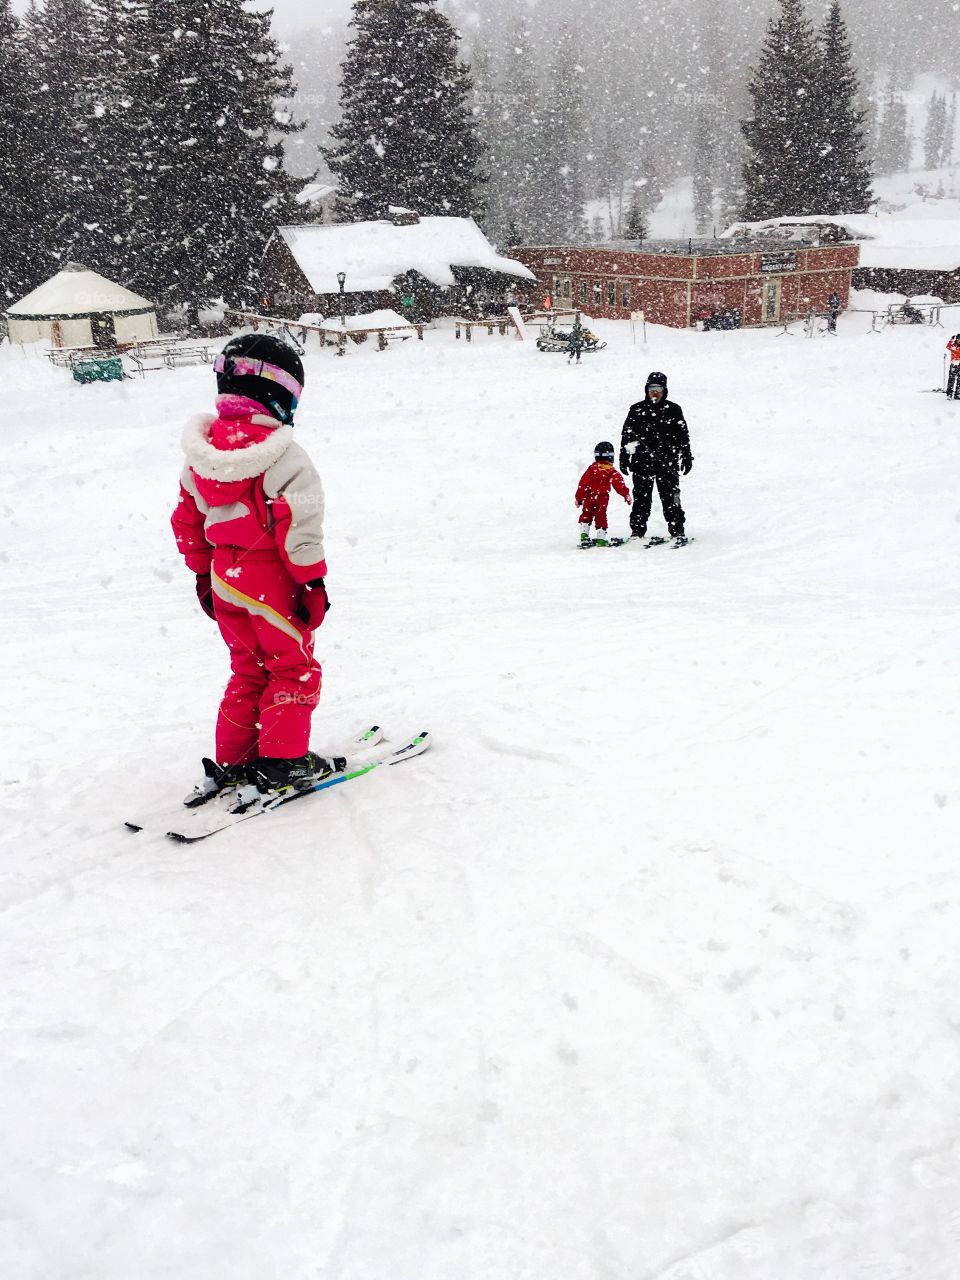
[575,462,630,505]
[947,337,960,363]
[172,402,327,584]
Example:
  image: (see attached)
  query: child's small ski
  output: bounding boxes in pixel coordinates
[164,731,431,843]
[577,537,627,549]
[124,724,387,835]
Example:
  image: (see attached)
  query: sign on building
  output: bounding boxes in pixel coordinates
[760,251,798,274]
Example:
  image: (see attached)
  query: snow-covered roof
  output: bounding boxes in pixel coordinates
[296,182,337,207]
[272,218,536,294]
[723,215,960,272]
[7,263,154,317]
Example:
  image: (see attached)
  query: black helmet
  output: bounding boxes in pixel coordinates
[645,371,668,397]
[215,332,305,424]
[594,440,615,461]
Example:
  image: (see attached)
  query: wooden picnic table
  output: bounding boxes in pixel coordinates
[225,309,424,355]
[162,344,212,367]
[453,317,512,341]
[318,322,424,355]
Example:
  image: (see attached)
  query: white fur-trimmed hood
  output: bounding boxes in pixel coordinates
[182,413,295,482]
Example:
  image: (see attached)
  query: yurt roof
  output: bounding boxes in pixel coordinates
[6,263,155,319]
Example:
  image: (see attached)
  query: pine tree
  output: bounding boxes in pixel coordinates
[471,37,524,247]
[24,0,98,267]
[597,137,625,238]
[623,187,648,240]
[876,87,911,174]
[0,0,50,299]
[633,142,663,223]
[692,113,714,234]
[74,0,145,278]
[740,0,823,220]
[535,34,587,243]
[924,92,947,170]
[129,0,303,313]
[326,0,484,222]
[943,95,957,167]
[811,0,872,213]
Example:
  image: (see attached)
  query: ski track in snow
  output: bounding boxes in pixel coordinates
[1,313,960,1278]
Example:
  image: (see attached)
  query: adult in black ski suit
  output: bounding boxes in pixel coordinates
[619,371,693,540]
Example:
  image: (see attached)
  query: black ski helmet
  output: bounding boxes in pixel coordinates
[594,440,616,462]
[215,332,305,424]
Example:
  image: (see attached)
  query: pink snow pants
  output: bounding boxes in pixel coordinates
[210,549,321,764]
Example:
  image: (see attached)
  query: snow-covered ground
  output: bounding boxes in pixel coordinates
[2,311,960,1279]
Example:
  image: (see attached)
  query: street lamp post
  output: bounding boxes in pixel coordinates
[336,271,347,358]
[337,271,346,328]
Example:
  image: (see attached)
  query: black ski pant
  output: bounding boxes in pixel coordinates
[948,362,960,398]
[628,470,685,538]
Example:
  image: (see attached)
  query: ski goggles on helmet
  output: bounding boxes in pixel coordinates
[214,354,304,406]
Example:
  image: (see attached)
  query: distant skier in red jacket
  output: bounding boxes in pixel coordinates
[575,441,631,546]
[947,334,960,399]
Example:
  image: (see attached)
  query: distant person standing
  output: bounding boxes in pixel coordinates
[568,314,585,364]
[946,333,960,398]
[619,372,693,547]
[826,291,842,334]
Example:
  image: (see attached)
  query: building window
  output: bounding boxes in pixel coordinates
[593,279,602,304]
[563,277,572,299]
[579,280,587,304]
[608,280,616,306]
[622,282,631,307]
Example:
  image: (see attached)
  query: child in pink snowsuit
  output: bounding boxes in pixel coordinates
[575,441,631,545]
[172,333,329,788]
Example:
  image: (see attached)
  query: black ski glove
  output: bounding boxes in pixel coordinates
[680,451,693,475]
[297,578,330,631]
[196,572,216,620]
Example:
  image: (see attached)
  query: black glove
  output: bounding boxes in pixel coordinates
[196,572,216,620]
[296,578,330,630]
[680,452,693,476]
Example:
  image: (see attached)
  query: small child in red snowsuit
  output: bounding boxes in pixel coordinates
[575,441,631,546]
[172,332,331,796]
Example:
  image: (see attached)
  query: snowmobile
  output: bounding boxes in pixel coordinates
[536,324,607,354]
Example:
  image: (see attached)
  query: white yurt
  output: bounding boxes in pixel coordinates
[5,262,158,348]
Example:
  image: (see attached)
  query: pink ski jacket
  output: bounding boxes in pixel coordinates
[172,405,327,583]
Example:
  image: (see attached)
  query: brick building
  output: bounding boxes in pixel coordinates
[512,239,859,328]
[726,215,960,304]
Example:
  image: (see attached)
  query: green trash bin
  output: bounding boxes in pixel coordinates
[72,356,124,384]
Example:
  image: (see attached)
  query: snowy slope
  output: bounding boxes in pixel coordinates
[2,312,960,1280]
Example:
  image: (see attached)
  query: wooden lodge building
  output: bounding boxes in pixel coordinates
[513,239,860,328]
[259,213,535,322]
